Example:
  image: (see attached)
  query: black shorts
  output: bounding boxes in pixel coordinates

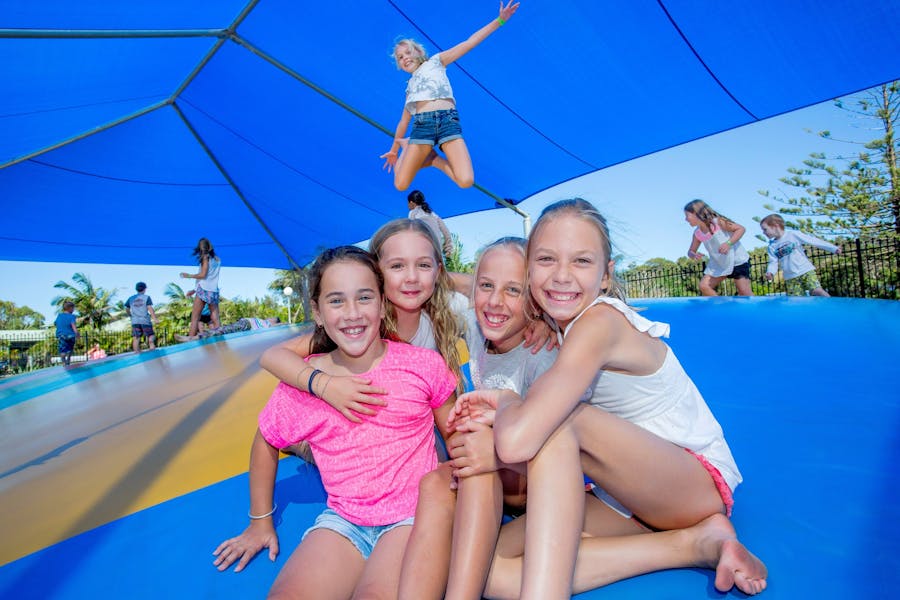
[728,261,751,280]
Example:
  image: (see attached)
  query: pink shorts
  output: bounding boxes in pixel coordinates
[685,448,734,517]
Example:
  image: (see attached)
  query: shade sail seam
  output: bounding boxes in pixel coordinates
[0,100,171,170]
[655,0,758,121]
[386,0,599,171]
[172,101,302,271]
[0,236,272,249]
[0,28,229,39]
[178,97,393,220]
[27,159,230,187]
[0,94,171,121]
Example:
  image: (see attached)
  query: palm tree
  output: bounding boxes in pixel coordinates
[51,273,118,330]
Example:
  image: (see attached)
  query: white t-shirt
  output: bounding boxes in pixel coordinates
[405,53,455,115]
[198,257,221,292]
[766,230,838,280]
[408,206,447,249]
[407,291,468,350]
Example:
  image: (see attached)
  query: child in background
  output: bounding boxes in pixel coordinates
[407,190,454,261]
[399,237,557,599]
[684,199,753,296]
[54,301,78,366]
[125,281,159,353]
[761,214,841,296]
[87,343,107,360]
[380,1,519,191]
[457,199,767,598]
[180,237,221,337]
[212,246,458,599]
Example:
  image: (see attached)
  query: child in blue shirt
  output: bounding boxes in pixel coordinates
[54,301,78,366]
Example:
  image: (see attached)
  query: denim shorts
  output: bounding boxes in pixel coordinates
[409,109,463,147]
[302,508,414,559]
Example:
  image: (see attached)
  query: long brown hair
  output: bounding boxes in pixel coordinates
[306,246,391,355]
[370,218,464,392]
[683,199,735,231]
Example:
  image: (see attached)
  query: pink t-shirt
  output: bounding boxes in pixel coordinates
[258,340,457,526]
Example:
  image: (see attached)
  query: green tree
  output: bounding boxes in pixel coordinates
[445,233,475,274]
[268,269,306,323]
[51,273,118,330]
[0,300,46,329]
[758,81,899,239]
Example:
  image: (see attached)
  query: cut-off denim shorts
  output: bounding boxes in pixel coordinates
[302,508,415,559]
[409,108,463,148]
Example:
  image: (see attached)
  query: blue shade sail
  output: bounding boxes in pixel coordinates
[2,0,899,268]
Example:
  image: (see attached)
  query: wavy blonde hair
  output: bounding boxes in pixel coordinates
[369,219,464,393]
[526,199,627,316]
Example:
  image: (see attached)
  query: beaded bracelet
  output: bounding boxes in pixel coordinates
[497,17,506,25]
[308,369,323,397]
[248,504,277,520]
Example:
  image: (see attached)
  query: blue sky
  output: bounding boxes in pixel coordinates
[0,97,861,323]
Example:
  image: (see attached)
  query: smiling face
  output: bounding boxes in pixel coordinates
[394,41,424,74]
[313,260,385,362]
[474,245,529,354]
[528,215,613,330]
[377,230,439,316]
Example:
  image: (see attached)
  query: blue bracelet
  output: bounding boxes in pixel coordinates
[307,369,322,397]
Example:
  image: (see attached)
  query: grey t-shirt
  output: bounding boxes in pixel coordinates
[125,293,153,325]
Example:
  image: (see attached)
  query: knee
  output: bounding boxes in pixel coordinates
[418,466,456,513]
[457,175,474,189]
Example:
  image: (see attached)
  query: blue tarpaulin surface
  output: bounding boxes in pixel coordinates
[2,1,900,268]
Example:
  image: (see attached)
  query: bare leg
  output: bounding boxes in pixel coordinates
[268,528,364,599]
[445,471,504,600]
[209,302,221,329]
[148,333,157,350]
[810,287,830,297]
[132,335,140,353]
[188,296,203,337]
[352,525,412,599]
[735,277,753,296]
[393,142,434,191]
[399,465,455,600]
[486,505,766,598]
[518,419,585,599]
[699,275,723,296]
[437,139,475,188]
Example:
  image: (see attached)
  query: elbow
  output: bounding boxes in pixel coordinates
[494,424,540,465]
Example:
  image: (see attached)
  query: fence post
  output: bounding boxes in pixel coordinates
[855,238,866,298]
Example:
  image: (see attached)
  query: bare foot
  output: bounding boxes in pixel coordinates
[695,513,768,595]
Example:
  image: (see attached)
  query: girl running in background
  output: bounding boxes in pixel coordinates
[684,199,753,296]
[380,1,520,191]
[456,199,767,599]
[212,246,458,599]
[180,237,222,336]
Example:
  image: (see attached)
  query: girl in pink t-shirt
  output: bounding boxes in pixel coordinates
[213,246,457,599]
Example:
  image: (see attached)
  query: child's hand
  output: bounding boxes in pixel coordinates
[835,246,842,255]
[213,519,279,573]
[522,318,559,353]
[448,420,498,478]
[186,290,196,297]
[447,389,499,431]
[319,375,388,423]
[499,0,520,22]
[765,273,774,281]
[688,250,705,260]
[380,149,398,173]
[718,243,731,254]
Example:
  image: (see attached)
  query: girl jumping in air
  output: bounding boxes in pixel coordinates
[212,246,458,598]
[684,199,753,296]
[380,1,520,191]
[455,199,767,599]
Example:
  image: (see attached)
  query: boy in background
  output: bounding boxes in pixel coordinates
[54,301,78,366]
[761,214,841,296]
[125,281,159,352]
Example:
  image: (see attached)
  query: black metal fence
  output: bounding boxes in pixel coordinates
[0,328,172,377]
[620,237,899,299]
